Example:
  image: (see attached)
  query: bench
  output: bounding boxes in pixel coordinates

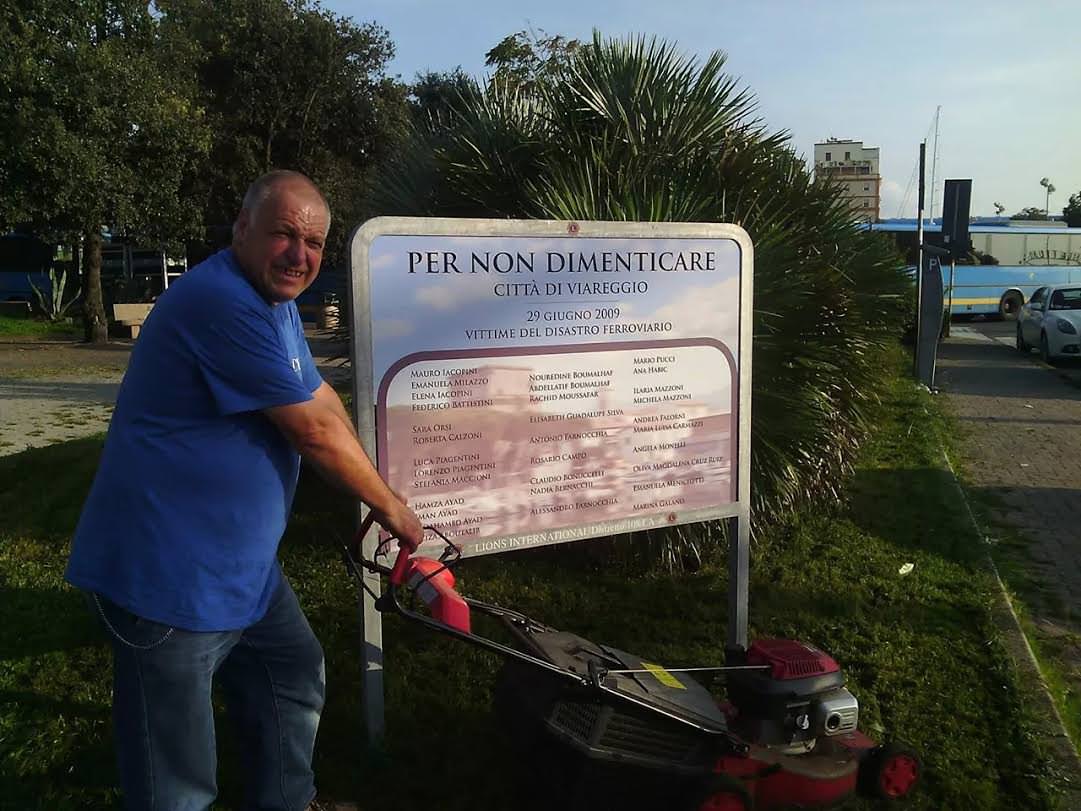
[112,302,155,339]
[298,303,340,330]
[0,300,32,318]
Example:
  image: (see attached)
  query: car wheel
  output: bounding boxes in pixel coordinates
[1040,332,1055,365]
[1016,324,1029,353]
[1000,291,1024,321]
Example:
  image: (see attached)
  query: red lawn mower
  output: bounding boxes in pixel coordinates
[344,515,920,810]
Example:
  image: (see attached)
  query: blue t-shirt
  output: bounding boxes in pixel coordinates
[66,249,323,631]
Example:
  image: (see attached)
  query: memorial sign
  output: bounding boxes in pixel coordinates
[355,219,752,557]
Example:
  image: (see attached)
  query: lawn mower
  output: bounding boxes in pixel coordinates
[343,514,920,810]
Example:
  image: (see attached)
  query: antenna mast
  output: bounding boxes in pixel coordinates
[928,106,941,223]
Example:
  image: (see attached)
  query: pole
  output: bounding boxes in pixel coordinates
[914,142,926,376]
[360,517,385,740]
[727,513,749,652]
[945,260,955,337]
[348,226,387,744]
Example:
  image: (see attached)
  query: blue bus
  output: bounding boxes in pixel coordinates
[870,220,1081,319]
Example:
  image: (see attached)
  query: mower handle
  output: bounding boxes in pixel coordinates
[342,518,743,745]
[353,510,416,587]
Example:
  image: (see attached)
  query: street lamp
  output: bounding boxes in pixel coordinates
[1040,177,1056,218]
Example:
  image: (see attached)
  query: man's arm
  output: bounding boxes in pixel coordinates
[311,380,359,439]
[263,396,423,548]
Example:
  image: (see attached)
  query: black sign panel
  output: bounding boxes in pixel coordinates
[941,179,972,262]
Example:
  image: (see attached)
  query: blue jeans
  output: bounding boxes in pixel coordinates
[90,575,325,811]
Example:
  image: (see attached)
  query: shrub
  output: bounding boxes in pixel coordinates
[371,33,909,556]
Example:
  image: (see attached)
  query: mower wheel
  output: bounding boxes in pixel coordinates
[860,743,921,800]
[693,774,751,811]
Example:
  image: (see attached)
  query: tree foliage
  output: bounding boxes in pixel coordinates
[0,0,212,341]
[155,0,409,264]
[1064,192,1081,228]
[373,33,909,549]
[484,29,584,93]
[410,68,479,127]
[1011,206,1049,221]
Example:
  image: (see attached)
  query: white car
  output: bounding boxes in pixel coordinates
[1017,285,1081,362]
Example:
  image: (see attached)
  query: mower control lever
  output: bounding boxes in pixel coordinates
[350,510,420,587]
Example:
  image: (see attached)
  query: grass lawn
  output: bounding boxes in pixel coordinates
[0,314,82,340]
[0,350,1061,810]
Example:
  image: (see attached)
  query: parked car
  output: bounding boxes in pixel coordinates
[1017,285,1081,363]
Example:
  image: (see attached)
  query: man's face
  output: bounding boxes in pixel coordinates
[233,181,330,304]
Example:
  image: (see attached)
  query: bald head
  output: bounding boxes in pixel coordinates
[231,171,331,304]
[233,171,331,240]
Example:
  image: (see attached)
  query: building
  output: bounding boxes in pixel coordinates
[813,139,881,222]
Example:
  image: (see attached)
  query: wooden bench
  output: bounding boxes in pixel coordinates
[112,302,155,339]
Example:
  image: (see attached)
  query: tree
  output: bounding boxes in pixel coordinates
[484,29,584,93]
[373,32,910,549]
[0,1,211,342]
[993,201,1006,216]
[1064,192,1081,228]
[155,0,410,266]
[1011,206,1048,221]
[410,68,479,126]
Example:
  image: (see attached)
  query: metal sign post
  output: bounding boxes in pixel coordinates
[916,247,947,389]
[348,218,754,740]
[914,142,926,377]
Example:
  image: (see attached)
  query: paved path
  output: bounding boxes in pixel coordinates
[0,332,350,456]
[937,332,1081,622]
[938,331,1081,805]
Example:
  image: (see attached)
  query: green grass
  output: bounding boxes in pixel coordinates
[0,350,1061,810]
[0,314,81,340]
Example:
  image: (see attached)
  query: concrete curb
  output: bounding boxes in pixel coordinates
[942,449,1081,810]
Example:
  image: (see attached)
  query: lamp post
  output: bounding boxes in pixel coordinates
[1040,177,1056,218]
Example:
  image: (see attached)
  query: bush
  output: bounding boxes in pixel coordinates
[372,33,909,551]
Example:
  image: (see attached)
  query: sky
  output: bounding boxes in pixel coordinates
[323,0,1080,219]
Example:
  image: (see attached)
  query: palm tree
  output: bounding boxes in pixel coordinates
[373,33,909,562]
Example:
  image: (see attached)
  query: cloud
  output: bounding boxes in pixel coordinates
[646,275,741,349]
[414,282,492,312]
[373,318,413,338]
[369,252,396,272]
[879,179,907,220]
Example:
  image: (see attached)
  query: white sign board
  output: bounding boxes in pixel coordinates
[357,219,751,556]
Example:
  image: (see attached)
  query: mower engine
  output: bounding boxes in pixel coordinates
[726,639,859,753]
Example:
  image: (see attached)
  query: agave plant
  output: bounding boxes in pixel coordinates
[371,33,908,566]
[29,266,81,323]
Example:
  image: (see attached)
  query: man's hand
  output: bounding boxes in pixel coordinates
[377,500,424,551]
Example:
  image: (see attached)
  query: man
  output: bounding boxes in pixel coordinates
[66,170,422,811]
